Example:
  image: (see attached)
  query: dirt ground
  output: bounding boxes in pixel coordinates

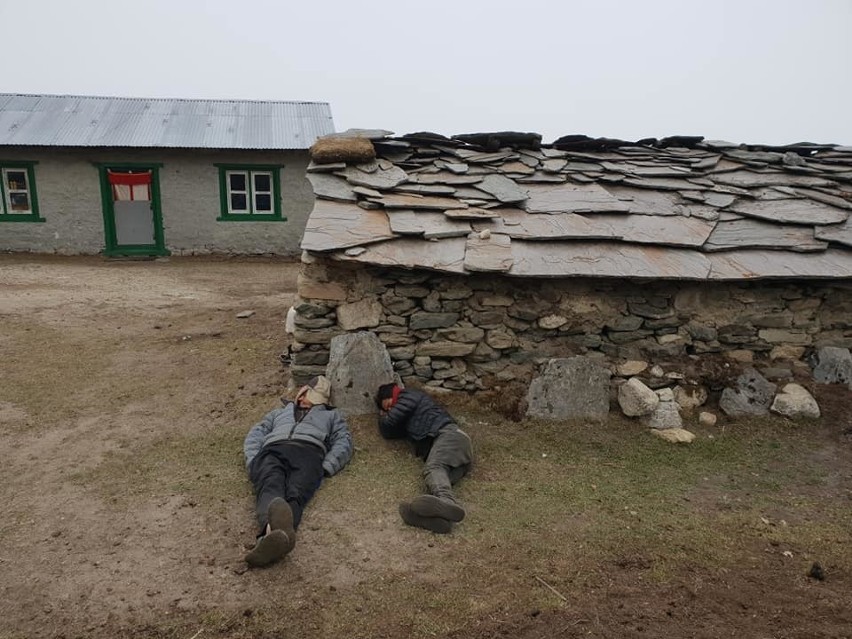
[1,255,851,639]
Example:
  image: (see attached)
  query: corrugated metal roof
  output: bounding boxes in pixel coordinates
[0,94,335,149]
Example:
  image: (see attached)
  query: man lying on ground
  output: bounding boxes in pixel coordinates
[376,383,473,534]
[243,375,352,567]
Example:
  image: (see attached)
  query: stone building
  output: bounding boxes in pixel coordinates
[290,130,852,392]
[0,93,334,256]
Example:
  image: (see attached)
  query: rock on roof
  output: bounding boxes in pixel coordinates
[301,130,852,280]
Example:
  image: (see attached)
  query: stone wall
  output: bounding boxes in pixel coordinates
[289,257,852,390]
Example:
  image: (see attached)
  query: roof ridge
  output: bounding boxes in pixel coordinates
[0,92,330,106]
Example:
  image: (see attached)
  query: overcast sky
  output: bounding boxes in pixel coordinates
[4,0,851,145]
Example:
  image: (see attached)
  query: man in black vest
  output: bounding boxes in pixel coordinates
[376,383,473,534]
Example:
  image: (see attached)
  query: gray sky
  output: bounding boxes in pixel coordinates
[5,0,851,145]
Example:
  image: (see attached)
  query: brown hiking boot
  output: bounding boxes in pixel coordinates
[410,494,465,522]
[268,497,296,552]
[398,502,452,534]
[244,530,290,567]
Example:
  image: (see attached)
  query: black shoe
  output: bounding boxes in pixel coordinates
[245,530,290,567]
[268,498,296,552]
[410,494,466,522]
[398,502,452,534]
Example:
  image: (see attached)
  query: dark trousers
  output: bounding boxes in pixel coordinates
[249,441,324,535]
[423,427,473,504]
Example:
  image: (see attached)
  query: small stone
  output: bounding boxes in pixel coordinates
[652,428,696,443]
[725,349,754,363]
[698,411,717,427]
[539,314,568,330]
[808,562,826,581]
[655,387,675,402]
[649,365,665,378]
[236,310,255,319]
[673,385,708,412]
[616,360,649,377]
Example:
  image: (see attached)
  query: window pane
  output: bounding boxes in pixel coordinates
[230,193,248,211]
[9,193,30,211]
[5,170,27,190]
[255,193,272,211]
[229,173,247,191]
[253,173,271,192]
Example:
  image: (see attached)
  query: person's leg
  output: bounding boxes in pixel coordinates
[280,444,325,530]
[249,447,290,536]
[412,428,473,522]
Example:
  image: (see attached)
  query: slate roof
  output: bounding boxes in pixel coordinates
[0,93,334,149]
[301,131,852,280]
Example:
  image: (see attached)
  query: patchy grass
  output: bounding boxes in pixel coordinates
[77,399,852,639]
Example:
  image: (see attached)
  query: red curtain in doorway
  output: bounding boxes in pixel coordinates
[107,170,152,202]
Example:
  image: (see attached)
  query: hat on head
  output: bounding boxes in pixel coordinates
[302,375,331,405]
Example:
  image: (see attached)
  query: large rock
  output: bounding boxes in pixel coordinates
[642,401,683,429]
[719,368,777,417]
[770,383,821,419]
[326,332,395,416]
[811,346,852,385]
[336,298,382,331]
[618,378,659,417]
[526,357,611,422]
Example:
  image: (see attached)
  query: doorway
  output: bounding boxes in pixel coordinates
[97,164,169,257]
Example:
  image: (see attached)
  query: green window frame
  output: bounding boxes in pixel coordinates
[216,164,285,221]
[0,162,44,222]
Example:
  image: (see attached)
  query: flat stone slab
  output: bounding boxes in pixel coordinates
[341,164,408,190]
[524,183,631,214]
[707,249,852,280]
[331,237,467,274]
[729,199,848,226]
[301,200,395,252]
[705,218,828,252]
[374,193,470,210]
[815,216,852,247]
[327,332,395,417]
[386,210,471,238]
[336,298,382,331]
[526,357,611,422]
[464,233,514,272]
[509,241,712,279]
[307,173,357,202]
[474,174,529,203]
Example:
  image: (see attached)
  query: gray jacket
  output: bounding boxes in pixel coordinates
[243,402,353,477]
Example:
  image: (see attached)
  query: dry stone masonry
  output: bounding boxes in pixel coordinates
[291,129,852,423]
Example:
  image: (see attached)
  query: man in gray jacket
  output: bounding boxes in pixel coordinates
[243,375,352,567]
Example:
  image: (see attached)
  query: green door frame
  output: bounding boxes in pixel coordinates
[95,162,170,257]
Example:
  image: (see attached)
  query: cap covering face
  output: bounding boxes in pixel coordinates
[302,375,331,405]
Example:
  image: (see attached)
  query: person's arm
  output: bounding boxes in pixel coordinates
[322,410,353,477]
[378,392,417,439]
[243,408,282,471]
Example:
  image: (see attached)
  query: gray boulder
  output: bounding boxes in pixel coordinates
[618,378,659,417]
[326,331,395,417]
[811,346,852,385]
[719,367,777,417]
[642,400,683,430]
[526,357,611,422]
[770,383,821,420]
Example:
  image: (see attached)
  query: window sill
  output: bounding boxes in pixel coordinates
[216,215,287,222]
[0,216,46,223]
